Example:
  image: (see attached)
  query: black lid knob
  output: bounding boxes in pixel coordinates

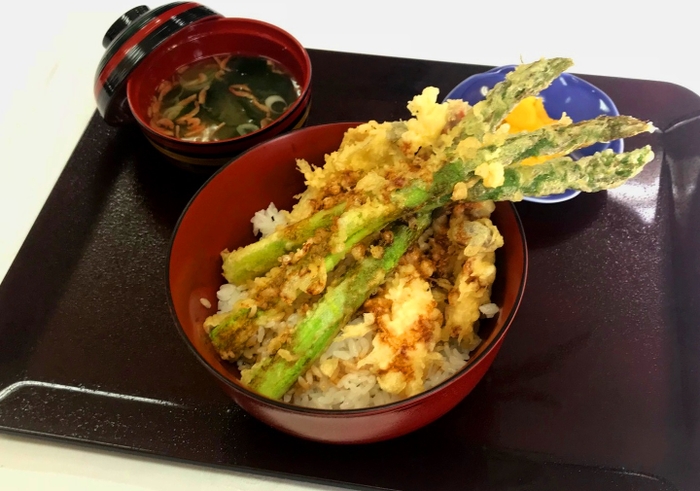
[102,6,150,48]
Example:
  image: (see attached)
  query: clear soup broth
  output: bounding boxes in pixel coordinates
[148,54,301,142]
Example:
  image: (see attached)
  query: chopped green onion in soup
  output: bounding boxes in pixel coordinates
[237,123,260,135]
[264,95,288,115]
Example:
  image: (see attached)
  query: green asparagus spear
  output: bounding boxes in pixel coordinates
[207,307,259,360]
[222,203,346,284]
[244,212,433,400]
[464,146,655,201]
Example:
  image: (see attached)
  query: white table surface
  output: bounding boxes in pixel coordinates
[0,1,697,489]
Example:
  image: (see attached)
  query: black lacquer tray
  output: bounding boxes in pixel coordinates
[1,49,699,491]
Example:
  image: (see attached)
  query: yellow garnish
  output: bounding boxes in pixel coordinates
[505,96,557,133]
[503,96,567,166]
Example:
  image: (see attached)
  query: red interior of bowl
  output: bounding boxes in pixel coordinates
[127,17,311,149]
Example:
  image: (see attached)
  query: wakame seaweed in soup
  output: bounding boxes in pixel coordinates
[148,54,301,142]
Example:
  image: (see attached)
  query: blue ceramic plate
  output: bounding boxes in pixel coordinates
[444,65,624,204]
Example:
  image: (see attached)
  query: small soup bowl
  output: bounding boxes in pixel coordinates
[95,4,311,172]
[167,122,528,443]
[444,65,623,203]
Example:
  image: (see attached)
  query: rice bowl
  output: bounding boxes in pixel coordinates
[166,122,528,443]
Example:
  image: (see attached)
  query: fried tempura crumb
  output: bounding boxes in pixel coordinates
[451,182,468,201]
[370,245,385,259]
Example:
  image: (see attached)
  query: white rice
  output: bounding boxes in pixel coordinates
[284,332,470,410]
[216,283,247,313]
[479,302,500,318]
[251,202,288,237]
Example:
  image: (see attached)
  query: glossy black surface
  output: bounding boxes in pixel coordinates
[102,5,150,48]
[96,2,221,124]
[1,49,699,491]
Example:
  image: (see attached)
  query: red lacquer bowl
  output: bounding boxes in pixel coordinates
[167,122,528,443]
[126,16,312,171]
